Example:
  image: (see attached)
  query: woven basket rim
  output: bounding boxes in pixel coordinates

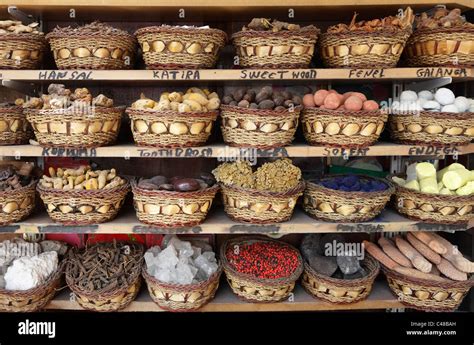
[0,32,46,41]
[142,261,222,290]
[37,178,130,196]
[381,263,474,289]
[46,30,136,42]
[65,242,144,298]
[388,173,474,201]
[0,105,22,113]
[0,179,37,197]
[126,107,218,119]
[131,179,219,197]
[306,174,395,198]
[221,236,304,286]
[390,110,473,121]
[221,104,302,117]
[134,25,227,40]
[411,25,474,35]
[25,105,125,116]
[303,255,380,286]
[322,26,412,38]
[0,259,64,296]
[219,180,305,197]
[303,106,387,118]
[232,27,320,40]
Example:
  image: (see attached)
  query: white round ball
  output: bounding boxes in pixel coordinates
[418,90,434,100]
[454,96,469,112]
[400,90,418,103]
[434,88,455,105]
[422,100,441,111]
[441,104,459,113]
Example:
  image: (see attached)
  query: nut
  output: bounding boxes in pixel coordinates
[151,122,167,134]
[144,204,161,215]
[169,122,188,135]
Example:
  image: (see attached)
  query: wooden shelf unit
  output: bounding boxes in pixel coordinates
[46,282,403,312]
[0,67,472,82]
[2,208,470,234]
[2,142,471,158]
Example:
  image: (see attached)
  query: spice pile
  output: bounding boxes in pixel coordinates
[301,234,368,279]
[131,88,220,113]
[415,8,474,29]
[0,238,67,290]
[391,162,474,196]
[241,18,317,32]
[40,166,126,191]
[138,172,215,192]
[0,163,35,192]
[145,235,219,285]
[212,158,302,192]
[303,89,379,111]
[67,241,143,292]
[392,88,474,114]
[19,84,113,110]
[319,175,388,193]
[327,7,414,33]
[0,20,42,35]
[226,240,300,279]
[222,86,302,111]
[365,232,474,282]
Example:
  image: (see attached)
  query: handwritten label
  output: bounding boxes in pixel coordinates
[152,70,200,80]
[348,69,386,79]
[240,69,317,80]
[139,147,213,158]
[132,225,202,234]
[38,70,93,80]
[229,225,281,233]
[324,147,369,157]
[42,147,97,157]
[336,224,385,233]
[416,223,466,232]
[415,68,467,78]
[408,146,458,156]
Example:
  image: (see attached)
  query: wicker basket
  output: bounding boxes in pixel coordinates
[303,176,394,222]
[0,105,32,145]
[37,181,129,225]
[142,264,222,311]
[302,256,380,304]
[220,182,305,224]
[232,28,319,68]
[0,32,46,69]
[65,245,143,312]
[221,236,303,303]
[25,106,123,149]
[0,261,64,312]
[389,111,474,146]
[220,104,300,148]
[126,108,217,148]
[382,266,474,311]
[392,181,473,225]
[320,28,412,68]
[302,107,388,148]
[131,181,218,228]
[404,27,474,67]
[135,26,227,69]
[0,180,36,226]
[46,30,136,69]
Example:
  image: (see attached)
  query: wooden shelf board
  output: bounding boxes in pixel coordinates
[46,282,403,312]
[1,142,471,158]
[1,208,470,234]
[1,68,472,82]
